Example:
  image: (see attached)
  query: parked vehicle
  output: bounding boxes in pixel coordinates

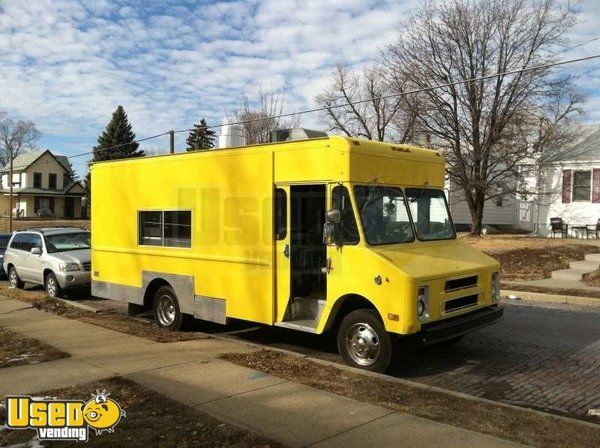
[3,227,91,298]
[91,134,503,372]
[0,233,13,277]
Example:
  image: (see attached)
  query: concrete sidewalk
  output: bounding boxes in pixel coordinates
[0,296,524,447]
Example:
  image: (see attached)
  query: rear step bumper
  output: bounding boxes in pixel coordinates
[417,305,504,345]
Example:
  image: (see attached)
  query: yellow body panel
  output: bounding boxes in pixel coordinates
[91,136,497,335]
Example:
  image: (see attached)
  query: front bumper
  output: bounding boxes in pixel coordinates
[55,270,91,289]
[417,305,504,345]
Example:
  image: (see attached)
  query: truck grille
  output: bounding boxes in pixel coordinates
[82,262,91,271]
[444,294,478,313]
[445,275,478,292]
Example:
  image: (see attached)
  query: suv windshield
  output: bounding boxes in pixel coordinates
[405,188,455,241]
[44,232,90,253]
[354,185,414,245]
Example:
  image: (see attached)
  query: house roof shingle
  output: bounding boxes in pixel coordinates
[1,150,72,173]
[540,124,600,163]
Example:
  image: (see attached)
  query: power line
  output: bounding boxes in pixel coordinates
[67,52,600,162]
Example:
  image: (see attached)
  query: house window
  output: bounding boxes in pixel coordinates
[33,172,42,189]
[572,171,591,202]
[34,197,55,215]
[63,173,71,188]
[138,210,191,248]
[48,173,57,190]
[495,197,503,207]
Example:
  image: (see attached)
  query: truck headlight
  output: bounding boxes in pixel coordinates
[491,272,500,302]
[417,286,429,322]
[59,262,81,272]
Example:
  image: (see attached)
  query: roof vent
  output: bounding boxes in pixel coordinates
[217,124,246,149]
[270,128,327,143]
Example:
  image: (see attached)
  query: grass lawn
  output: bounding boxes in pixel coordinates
[223,350,600,448]
[0,377,279,447]
[0,327,68,368]
[0,218,90,232]
[461,235,600,281]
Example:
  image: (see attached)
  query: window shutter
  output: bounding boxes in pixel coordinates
[593,169,600,203]
[562,170,572,203]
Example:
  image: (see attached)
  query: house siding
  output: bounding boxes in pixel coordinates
[537,161,600,236]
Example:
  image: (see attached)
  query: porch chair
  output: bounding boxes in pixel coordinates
[587,219,600,239]
[550,217,569,238]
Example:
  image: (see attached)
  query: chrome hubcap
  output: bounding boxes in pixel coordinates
[345,323,380,366]
[156,294,177,326]
[47,277,56,297]
[9,270,17,287]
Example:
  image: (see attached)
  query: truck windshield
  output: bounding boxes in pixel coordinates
[354,185,414,245]
[44,232,91,253]
[405,188,455,241]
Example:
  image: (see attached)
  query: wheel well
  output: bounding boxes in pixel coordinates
[43,269,54,281]
[143,278,171,310]
[324,294,379,332]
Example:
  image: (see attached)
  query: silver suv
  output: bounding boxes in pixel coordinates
[3,227,91,298]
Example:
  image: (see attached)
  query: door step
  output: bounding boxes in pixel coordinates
[274,320,318,333]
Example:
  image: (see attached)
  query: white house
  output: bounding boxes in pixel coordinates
[447,124,600,236]
[0,150,86,218]
[535,124,600,237]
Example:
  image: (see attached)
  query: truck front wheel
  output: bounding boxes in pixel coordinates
[337,309,393,373]
[153,285,186,331]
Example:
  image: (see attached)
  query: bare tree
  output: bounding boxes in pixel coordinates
[383,0,582,234]
[236,88,299,144]
[0,111,40,167]
[316,65,423,143]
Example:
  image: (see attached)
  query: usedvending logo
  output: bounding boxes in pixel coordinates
[5,390,125,442]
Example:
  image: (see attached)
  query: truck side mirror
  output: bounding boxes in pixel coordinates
[31,247,42,255]
[323,210,341,245]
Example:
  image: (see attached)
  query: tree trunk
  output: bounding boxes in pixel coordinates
[469,191,485,236]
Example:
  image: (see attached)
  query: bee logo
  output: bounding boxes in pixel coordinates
[82,390,126,435]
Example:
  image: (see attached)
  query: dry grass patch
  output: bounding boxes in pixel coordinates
[222,350,600,448]
[583,269,600,287]
[0,284,205,343]
[0,327,68,368]
[0,377,280,447]
[0,219,90,232]
[461,236,600,281]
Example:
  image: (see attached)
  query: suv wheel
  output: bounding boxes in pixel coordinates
[45,272,62,299]
[8,266,24,289]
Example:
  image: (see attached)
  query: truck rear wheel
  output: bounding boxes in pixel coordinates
[153,285,186,331]
[337,309,392,373]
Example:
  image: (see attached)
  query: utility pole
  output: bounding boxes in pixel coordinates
[8,145,12,232]
[169,130,175,154]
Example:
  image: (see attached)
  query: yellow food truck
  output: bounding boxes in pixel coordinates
[91,134,502,372]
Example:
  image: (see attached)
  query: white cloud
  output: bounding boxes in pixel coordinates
[0,0,598,177]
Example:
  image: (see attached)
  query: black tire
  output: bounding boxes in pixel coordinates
[153,285,187,331]
[8,266,24,289]
[128,302,146,317]
[44,272,62,299]
[337,309,393,373]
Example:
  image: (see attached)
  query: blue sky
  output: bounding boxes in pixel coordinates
[1,0,599,177]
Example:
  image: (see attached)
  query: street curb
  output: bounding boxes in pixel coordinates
[54,297,99,313]
[501,289,600,308]
[212,334,600,430]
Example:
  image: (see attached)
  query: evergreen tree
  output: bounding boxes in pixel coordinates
[92,105,144,162]
[86,105,144,207]
[186,118,215,151]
